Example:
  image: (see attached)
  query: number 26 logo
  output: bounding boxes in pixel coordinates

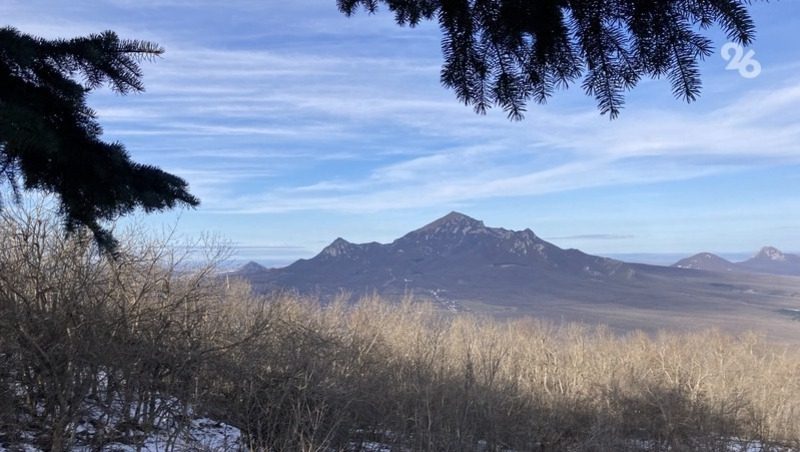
[721,43,762,79]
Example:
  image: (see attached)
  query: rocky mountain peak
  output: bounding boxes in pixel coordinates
[321,237,353,257]
[520,228,539,241]
[387,212,550,257]
[417,211,486,235]
[756,246,786,261]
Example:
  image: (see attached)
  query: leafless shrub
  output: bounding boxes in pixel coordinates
[193,293,799,451]
[0,199,264,451]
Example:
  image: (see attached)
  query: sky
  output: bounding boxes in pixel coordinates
[4,0,800,266]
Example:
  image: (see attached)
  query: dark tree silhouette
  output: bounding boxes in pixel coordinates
[338,0,758,119]
[0,27,198,250]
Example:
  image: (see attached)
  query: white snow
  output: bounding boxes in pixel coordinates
[1,416,242,452]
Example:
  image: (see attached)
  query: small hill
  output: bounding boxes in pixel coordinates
[672,252,739,272]
[233,260,268,275]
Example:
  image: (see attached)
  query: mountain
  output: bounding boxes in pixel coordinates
[235,212,639,305]
[739,246,800,276]
[235,261,268,275]
[672,253,739,272]
[671,247,800,276]
[231,212,800,344]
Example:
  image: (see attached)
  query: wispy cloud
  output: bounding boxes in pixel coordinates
[196,77,800,214]
[23,12,800,216]
[7,0,800,254]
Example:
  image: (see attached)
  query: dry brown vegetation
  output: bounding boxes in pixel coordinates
[1,202,800,451]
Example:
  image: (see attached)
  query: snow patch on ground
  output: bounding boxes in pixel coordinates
[1,407,242,452]
[3,420,794,452]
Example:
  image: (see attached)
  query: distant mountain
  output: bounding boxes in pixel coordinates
[671,247,800,276]
[739,247,800,276]
[673,253,739,272]
[232,213,800,342]
[235,212,639,305]
[235,261,268,275]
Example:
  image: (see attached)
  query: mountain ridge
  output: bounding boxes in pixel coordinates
[235,212,635,303]
[232,212,800,342]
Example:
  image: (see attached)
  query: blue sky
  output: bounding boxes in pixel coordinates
[4,1,800,265]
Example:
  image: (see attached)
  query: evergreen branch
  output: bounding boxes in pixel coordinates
[0,27,197,252]
[341,0,761,119]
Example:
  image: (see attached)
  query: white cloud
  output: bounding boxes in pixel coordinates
[195,78,800,214]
